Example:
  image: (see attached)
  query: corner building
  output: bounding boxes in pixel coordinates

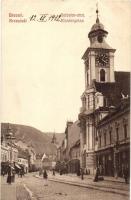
[96,99,130,177]
[78,11,130,175]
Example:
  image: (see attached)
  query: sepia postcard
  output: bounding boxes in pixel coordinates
[1,0,130,200]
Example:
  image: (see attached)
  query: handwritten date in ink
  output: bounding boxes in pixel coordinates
[30,14,62,22]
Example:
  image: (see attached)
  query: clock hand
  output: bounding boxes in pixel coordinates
[101,59,107,63]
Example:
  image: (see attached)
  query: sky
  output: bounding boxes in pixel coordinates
[1,0,131,133]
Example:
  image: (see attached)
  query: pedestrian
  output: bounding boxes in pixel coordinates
[123,167,129,184]
[93,167,100,182]
[20,169,23,178]
[7,165,12,184]
[18,170,20,177]
[12,168,15,183]
[43,169,48,186]
[39,168,42,176]
[99,164,102,175]
[60,169,63,175]
[81,168,84,180]
[52,169,55,176]
[2,170,5,177]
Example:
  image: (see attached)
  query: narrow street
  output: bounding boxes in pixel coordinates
[2,173,128,200]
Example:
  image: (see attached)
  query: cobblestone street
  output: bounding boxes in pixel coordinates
[24,174,129,200]
[1,176,31,200]
[1,173,129,200]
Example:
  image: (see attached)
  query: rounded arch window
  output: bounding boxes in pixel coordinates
[100,69,105,82]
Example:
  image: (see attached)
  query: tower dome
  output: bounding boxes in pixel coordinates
[91,8,104,31]
[91,19,104,31]
[88,9,108,40]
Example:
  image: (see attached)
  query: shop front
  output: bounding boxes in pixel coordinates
[95,148,114,176]
[114,143,130,178]
[68,159,80,173]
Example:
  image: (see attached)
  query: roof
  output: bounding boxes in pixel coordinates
[91,21,104,32]
[70,139,80,150]
[41,153,48,161]
[94,71,130,107]
[82,17,114,60]
[67,120,80,150]
[115,71,130,96]
[89,17,107,35]
[97,98,130,127]
[90,41,113,49]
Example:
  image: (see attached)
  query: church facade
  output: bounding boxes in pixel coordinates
[79,10,130,175]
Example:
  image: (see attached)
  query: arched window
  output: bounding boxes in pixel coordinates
[100,69,105,82]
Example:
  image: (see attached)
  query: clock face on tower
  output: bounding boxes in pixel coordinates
[95,53,109,67]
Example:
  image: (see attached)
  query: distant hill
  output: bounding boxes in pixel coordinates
[1,123,64,155]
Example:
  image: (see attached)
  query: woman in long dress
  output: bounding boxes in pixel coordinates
[7,165,12,184]
[43,169,48,186]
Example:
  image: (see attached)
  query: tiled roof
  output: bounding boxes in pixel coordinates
[97,98,130,127]
[94,71,130,107]
[90,41,113,49]
[115,71,130,96]
[67,120,80,150]
[91,22,104,31]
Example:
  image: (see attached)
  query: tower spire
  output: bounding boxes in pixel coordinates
[96,2,99,23]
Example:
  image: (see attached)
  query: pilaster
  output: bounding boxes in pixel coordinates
[109,52,115,82]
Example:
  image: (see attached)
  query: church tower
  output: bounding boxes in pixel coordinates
[79,9,116,174]
[83,9,115,89]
